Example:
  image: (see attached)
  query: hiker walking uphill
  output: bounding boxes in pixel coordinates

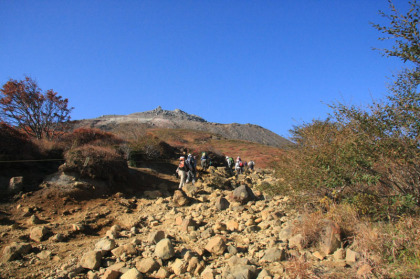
[201,152,209,171]
[226,156,234,175]
[176,156,188,189]
[235,156,244,175]
[248,160,255,171]
[185,153,196,185]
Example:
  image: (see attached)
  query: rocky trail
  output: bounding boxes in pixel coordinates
[0,165,363,279]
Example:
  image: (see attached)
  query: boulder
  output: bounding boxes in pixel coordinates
[95,238,116,256]
[111,244,137,258]
[30,226,50,242]
[80,250,102,270]
[102,269,121,279]
[1,242,32,262]
[172,190,190,206]
[9,176,23,193]
[148,231,165,244]
[171,258,187,275]
[320,220,341,254]
[120,268,143,279]
[136,257,159,274]
[204,236,226,255]
[215,197,230,211]
[154,238,175,260]
[232,185,256,204]
[154,267,170,278]
[261,247,286,262]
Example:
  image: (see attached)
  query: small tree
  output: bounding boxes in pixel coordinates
[0,76,73,139]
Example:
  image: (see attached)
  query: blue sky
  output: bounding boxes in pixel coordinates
[0,0,411,138]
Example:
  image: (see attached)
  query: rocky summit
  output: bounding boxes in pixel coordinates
[72,106,291,148]
[0,165,361,279]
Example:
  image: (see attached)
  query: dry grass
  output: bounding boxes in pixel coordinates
[284,256,321,279]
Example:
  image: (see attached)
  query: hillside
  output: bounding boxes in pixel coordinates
[72,106,291,148]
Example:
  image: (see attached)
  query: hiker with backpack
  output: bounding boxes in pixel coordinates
[176,156,188,189]
[185,153,196,185]
[201,152,209,171]
[226,156,234,175]
[235,156,244,175]
[248,160,255,171]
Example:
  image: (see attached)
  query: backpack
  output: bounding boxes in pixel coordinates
[239,161,243,167]
[179,160,186,170]
[186,157,194,170]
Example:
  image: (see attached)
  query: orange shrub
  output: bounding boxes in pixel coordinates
[62,128,125,148]
[61,144,128,182]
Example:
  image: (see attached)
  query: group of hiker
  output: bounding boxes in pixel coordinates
[176,152,255,190]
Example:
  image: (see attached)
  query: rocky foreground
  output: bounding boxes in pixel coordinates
[0,166,366,279]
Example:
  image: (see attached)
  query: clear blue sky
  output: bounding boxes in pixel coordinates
[0,0,411,138]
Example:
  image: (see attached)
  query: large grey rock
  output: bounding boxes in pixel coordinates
[279,223,294,241]
[95,238,116,256]
[154,238,175,260]
[215,197,230,211]
[80,250,102,270]
[1,242,32,262]
[30,226,50,242]
[232,185,256,204]
[261,247,286,262]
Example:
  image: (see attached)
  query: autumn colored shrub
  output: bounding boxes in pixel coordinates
[0,123,39,160]
[62,128,125,148]
[129,134,176,165]
[61,144,128,183]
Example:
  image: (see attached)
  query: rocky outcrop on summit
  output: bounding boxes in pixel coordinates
[74,106,291,148]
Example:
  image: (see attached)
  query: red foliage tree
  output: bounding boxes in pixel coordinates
[0,76,73,139]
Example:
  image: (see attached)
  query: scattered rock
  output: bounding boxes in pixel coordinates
[120,268,143,279]
[80,250,102,270]
[148,231,165,244]
[30,226,50,242]
[205,236,227,255]
[261,247,286,262]
[215,197,230,210]
[172,190,190,206]
[136,257,159,274]
[1,242,32,262]
[232,185,256,204]
[154,238,175,260]
[102,269,121,279]
[95,238,116,255]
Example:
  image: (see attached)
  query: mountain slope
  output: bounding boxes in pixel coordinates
[73,106,291,148]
